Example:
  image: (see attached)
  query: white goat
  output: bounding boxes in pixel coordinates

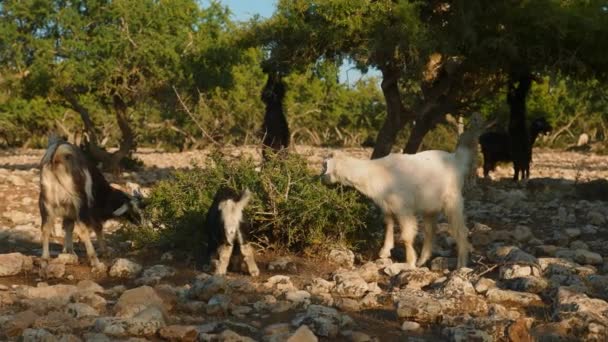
[321,113,487,269]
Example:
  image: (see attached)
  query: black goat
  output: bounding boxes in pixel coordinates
[479,117,552,179]
[202,186,259,276]
[39,134,144,268]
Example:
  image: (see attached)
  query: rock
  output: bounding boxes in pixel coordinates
[54,253,79,265]
[487,245,537,264]
[346,331,372,342]
[7,174,26,186]
[264,275,297,295]
[287,324,318,342]
[503,276,549,294]
[499,264,540,280]
[21,328,56,342]
[335,298,361,312]
[292,305,353,338]
[206,294,230,315]
[96,306,166,337]
[40,263,66,279]
[555,286,608,320]
[216,329,256,342]
[574,249,603,265]
[333,271,369,298]
[474,278,496,294]
[66,303,99,318]
[18,284,78,307]
[3,310,39,337]
[512,225,533,242]
[535,245,558,257]
[268,257,298,273]
[160,252,174,262]
[114,286,167,318]
[570,240,589,250]
[188,275,228,301]
[383,263,412,277]
[159,325,198,342]
[394,291,444,323]
[136,264,176,285]
[430,257,457,272]
[108,259,143,278]
[401,321,420,331]
[507,318,533,342]
[285,290,311,305]
[357,262,381,282]
[71,292,107,312]
[587,211,606,226]
[440,268,475,297]
[577,133,590,146]
[393,268,439,290]
[76,280,104,294]
[328,249,355,268]
[0,252,34,276]
[264,322,291,336]
[564,228,581,239]
[486,288,542,306]
[306,278,335,295]
[443,325,493,342]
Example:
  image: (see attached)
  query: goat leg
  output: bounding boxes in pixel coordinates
[214,244,233,275]
[399,215,418,268]
[75,223,101,267]
[240,243,260,277]
[91,222,108,256]
[378,215,395,259]
[41,218,54,260]
[62,219,76,254]
[417,214,437,267]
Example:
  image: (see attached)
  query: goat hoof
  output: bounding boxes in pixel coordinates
[378,249,391,259]
[248,268,260,277]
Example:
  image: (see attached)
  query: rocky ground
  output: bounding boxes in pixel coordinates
[1,146,608,341]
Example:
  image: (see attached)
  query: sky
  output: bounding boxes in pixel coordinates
[216,0,381,86]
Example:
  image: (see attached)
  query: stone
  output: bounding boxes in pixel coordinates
[54,253,79,265]
[285,290,311,305]
[306,278,335,295]
[264,322,291,336]
[555,286,608,320]
[393,268,439,290]
[268,257,298,273]
[287,325,318,342]
[474,278,496,294]
[66,303,99,318]
[264,275,297,295]
[357,262,381,282]
[441,268,476,297]
[335,298,361,312]
[486,288,542,306]
[206,294,230,315]
[114,286,167,318]
[40,263,66,279]
[71,292,107,312]
[347,331,372,342]
[291,305,353,338]
[503,276,549,294]
[7,174,26,186]
[18,284,78,307]
[564,228,581,239]
[487,245,537,264]
[499,264,540,280]
[108,259,143,278]
[512,225,533,242]
[443,325,493,342]
[587,211,606,226]
[328,249,355,268]
[333,271,369,298]
[383,263,413,277]
[507,318,533,342]
[0,252,34,276]
[430,257,457,272]
[3,310,39,337]
[21,328,56,342]
[188,275,228,301]
[136,264,176,285]
[159,325,198,342]
[76,280,104,294]
[401,321,420,331]
[574,249,603,265]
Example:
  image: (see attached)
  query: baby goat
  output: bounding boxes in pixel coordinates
[321,114,487,269]
[203,187,260,276]
[479,117,552,179]
[39,134,144,268]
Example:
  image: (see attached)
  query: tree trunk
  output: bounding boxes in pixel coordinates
[63,88,136,172]
[261,72,289,159]
[403,107,447,153]
[371,67,413,159]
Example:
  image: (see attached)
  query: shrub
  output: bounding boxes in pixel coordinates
[117,152,382,257]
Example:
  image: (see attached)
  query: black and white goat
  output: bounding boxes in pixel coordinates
[321,113,488,269]
[39,135,144,268]
[202,187,260,276]
[479,117,552,179]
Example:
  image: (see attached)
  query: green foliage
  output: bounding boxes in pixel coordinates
[120,153,381,255]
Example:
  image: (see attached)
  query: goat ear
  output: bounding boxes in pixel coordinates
[113,203,129,216]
